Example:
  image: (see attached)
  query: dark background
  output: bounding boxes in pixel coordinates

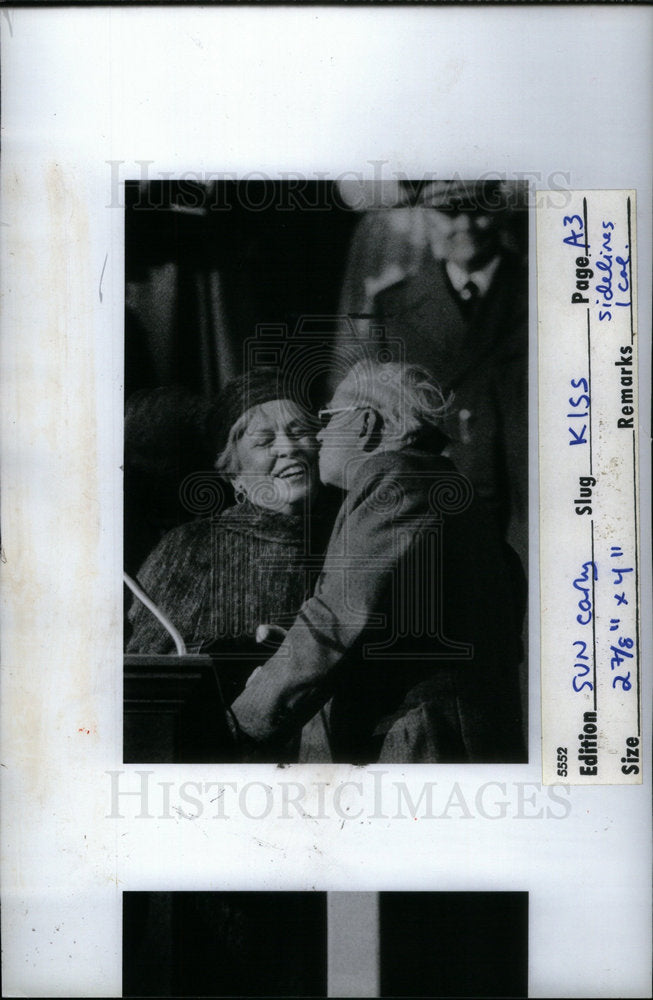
[123,891,327,998]
[125,180,359,400]
[380,891,528,998]
[123,890,528,998]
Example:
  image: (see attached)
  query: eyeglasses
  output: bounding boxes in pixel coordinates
[317,405,369,429]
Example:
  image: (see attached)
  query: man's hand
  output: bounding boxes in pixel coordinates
[255,623,288,645]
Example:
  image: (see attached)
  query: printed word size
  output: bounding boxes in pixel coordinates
[620,736,640,776]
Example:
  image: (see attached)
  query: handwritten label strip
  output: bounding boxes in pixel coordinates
[538,190,641,784]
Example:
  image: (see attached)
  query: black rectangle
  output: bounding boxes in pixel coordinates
[123,891,328,998]
[380,891,528,998]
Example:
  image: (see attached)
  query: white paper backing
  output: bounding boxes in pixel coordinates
[1,6,651,997]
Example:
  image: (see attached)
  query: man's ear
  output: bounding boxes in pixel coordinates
[359,408,384,452]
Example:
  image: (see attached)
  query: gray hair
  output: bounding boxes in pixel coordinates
[343,360,453,449]
[214,410,251,479]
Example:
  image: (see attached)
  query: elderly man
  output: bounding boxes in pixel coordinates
[230,360,525,764]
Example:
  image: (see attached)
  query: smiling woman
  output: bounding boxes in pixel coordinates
[215,397,319,516]
[126,369,328,664]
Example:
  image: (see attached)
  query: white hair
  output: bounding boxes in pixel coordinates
[341,360,453,449]
[214,410,251,478]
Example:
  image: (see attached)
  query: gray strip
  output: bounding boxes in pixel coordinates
[327,892,380,998]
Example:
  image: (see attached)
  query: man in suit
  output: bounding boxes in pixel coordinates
[344,180,528,572]
[230,360,525,764]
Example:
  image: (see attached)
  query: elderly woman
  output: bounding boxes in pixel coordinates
[126,368,327,660]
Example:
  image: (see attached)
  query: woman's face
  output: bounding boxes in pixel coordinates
[232,399,319,515]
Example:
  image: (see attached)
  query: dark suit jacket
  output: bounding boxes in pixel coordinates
[231,448,525,764]
[372,252,528,569]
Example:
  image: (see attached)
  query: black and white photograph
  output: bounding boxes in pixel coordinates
[123,890,528,998]
[123,178,529,765]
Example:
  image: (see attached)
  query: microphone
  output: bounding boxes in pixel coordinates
[123,571,187,654]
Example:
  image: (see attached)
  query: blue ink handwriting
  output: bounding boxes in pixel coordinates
[572,638,593,693]
[568,377,589,446]
[573,560,597,626]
